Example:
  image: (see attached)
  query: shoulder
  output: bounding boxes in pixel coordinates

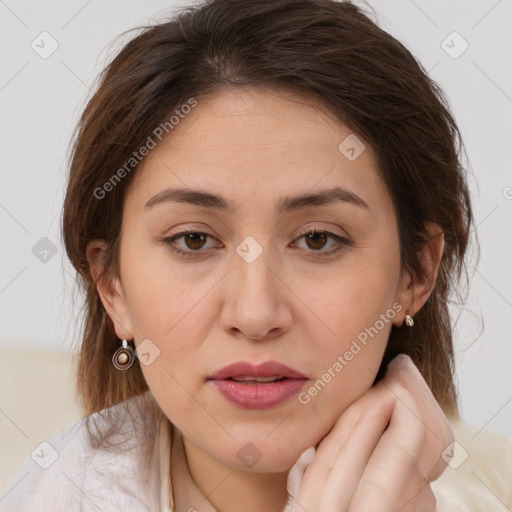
[432,416,512,511]
[1,391,169,512]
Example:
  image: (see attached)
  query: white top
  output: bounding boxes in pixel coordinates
[1,391,511,511]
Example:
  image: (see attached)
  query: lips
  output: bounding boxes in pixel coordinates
[208,360,307,381]
[208,360,308,409]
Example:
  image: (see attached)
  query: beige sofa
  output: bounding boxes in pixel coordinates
[0,348,82,495]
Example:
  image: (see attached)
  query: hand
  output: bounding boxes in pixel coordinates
[287,354,454,512]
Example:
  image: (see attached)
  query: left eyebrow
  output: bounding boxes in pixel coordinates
[277,186,369,214]
[144,186,369,213]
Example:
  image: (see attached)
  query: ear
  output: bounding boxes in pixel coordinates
[86,239,134,340]
[392,222,445,327]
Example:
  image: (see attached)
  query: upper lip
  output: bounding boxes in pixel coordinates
[208,361,307,380]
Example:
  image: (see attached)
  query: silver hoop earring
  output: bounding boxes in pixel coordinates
[405,313,414,327]
[112,339,136,370]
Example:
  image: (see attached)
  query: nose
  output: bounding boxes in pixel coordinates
[219,243,293,341]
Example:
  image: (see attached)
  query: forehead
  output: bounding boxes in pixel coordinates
[126,87,389,217]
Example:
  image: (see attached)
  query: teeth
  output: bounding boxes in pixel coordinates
[231,376,282,383]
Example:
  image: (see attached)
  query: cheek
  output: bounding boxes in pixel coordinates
[299,304,393,421]
[299,249,400,344]
[294,255,400,418]
[120,236,212,340]
[118,239,216,402]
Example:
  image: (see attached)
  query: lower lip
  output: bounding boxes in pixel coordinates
[210,378,307,409]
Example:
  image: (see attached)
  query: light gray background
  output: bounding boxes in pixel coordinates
[1,0,511,438]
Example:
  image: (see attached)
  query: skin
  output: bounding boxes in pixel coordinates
[87,87,451,511]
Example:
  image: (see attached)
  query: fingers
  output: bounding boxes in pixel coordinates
[347,355,449,511]
[349,470,436,512]
[386,470,437,512]
[408,478,437,512]
[347,382,426,510]
[384,355,454,480]
[289,354,449,512]
[289,384,396,511]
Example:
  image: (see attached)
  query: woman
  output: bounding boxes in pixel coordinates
[3,0,510,510]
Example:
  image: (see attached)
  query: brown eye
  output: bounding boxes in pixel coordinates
[304,231,328,250]
[161,230,219,258]
[293,228,352,257]
[183,232,208,250]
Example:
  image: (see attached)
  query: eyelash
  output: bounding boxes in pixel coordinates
[160,228,352,259]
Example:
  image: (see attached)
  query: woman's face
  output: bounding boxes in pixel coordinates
[104,87,413,472]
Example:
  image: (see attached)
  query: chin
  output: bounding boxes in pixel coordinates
[227,453,305,474]
[216,436,315,474]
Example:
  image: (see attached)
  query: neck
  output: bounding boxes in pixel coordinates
[182,433,290,512]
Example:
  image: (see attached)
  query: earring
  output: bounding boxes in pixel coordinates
[112,339,136,370]
[405,313,414,327]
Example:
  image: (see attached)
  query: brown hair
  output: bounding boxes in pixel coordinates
[62,0,474,419]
